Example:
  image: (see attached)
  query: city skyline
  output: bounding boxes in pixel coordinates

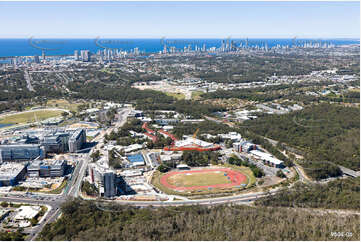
[0,1,359,39]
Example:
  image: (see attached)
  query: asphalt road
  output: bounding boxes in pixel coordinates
[108,190,278,207]
[24,70,35,92]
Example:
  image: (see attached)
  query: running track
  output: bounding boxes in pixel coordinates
[160,168,247,191]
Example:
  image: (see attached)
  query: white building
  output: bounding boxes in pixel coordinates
[14,206,41,220]
[249,150,284,168]
[123,144,144,153]
[218,132,243,141]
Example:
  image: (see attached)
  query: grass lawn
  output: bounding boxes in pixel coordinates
[222,164,256,188]
[152,166,255,197]
[165,92,185,100]
[191,91,204,100]
[44,179,68,194]
[152,171,186,196]
[167,171,231,187]
[46,99,82,112]
[0,110,63,124]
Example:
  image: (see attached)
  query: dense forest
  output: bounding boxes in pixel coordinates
[194,54,358,83]
[256,177,360,210]
[172,120,235,139]
[200,83,314,102]
[38,199,360,241]
[68,82,174,104]
[242,103,360,176]
[68,82,224,118]
[0,230,25,241]
[200,82,360,104]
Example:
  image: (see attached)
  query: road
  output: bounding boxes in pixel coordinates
[111,190,277,207]
[69,107,132,199]
[0,196,62,241]
[24,70,35,92]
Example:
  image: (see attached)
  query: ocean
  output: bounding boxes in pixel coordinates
[0,38,359,57]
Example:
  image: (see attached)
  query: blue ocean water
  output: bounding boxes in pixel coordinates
[0,38,359,57]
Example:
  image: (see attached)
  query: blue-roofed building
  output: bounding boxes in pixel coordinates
[0,144,45,161]
[127,154,145,167]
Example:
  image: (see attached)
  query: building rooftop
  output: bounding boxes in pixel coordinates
[28,159,66,169]
[250,150,283,165]
[127,154,145,163]
[14,206,41,220]
[0,162,27,180]
[69,128,85,141]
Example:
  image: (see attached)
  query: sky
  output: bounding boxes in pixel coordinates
[0,1,359,39]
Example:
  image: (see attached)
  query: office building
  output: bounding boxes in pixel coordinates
[68,129,86,153]
[41,133,69,153]
[80,50,90,62]
[74,50,79,60]
[27,159,67,177]
[34,55,40,63]
[103,172,116,198]
[0,144,45,162]
[233,141,256,153]
[41,50,46,60]
[0,162,27,186]
[250,150,284,168]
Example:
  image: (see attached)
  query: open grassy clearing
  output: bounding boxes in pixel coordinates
[11,179,68,194]
[165,92,186,100]
[45,179,68,194]
[0,110,63,124]
[46,99,82,112]
[167,171,231,187]
[191,91,204,100]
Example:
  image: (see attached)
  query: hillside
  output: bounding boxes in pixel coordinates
[38,199,359,241]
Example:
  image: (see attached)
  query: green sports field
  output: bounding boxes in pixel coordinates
[0,110,63,124]
[167,171,231,187]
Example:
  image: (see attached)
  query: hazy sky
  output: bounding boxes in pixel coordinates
[0,1,359,38]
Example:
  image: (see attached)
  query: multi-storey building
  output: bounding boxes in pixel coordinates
[27,159,67,177]
[0,144,45,162]
[68,129,86,153]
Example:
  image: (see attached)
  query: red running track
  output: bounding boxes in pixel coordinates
[160,168,247,191]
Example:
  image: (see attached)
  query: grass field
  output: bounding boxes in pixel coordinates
[0,110,64,124]
[167,171,231,187]
[46,179,68,194]
[46,99,82,112]
[152,166,255,197]
[222,164,257,188]
[191,91,204,100]
[165,92,186,100]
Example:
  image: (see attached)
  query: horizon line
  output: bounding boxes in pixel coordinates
[0,37,359,40]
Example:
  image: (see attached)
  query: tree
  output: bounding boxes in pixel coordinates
[157,164,170,173]
[1,201,8,207]
[30,217,38,226]
[61,112,69,119]
[276,170,286,178]
[90,150,100,162]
